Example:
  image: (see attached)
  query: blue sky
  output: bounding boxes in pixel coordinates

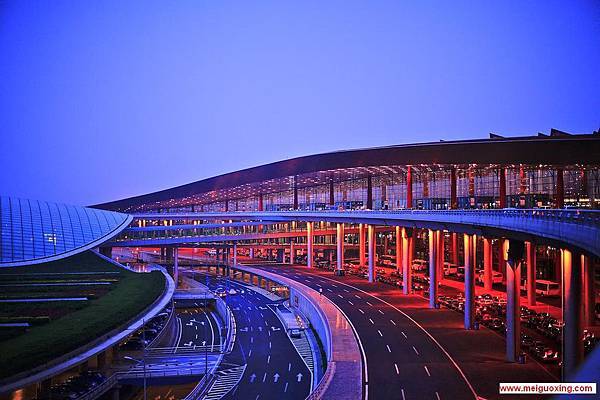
[1,1,599,205]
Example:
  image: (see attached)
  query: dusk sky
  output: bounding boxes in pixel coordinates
[1,1,599,206]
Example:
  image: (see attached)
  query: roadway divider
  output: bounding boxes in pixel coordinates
[231,265,364,400]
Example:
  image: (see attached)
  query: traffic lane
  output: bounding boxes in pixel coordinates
[177,308,220,350]
[198,274,310,400]
[268,265,557,400]
[257,265,476,400]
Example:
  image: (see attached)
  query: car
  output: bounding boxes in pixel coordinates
[289,328,302,338]
[215,288,227,297]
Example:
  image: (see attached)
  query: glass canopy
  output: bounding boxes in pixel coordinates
[0,196,132,266]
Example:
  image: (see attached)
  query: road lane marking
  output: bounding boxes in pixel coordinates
[424,365,430,377]
[267,355,271,364]
[288,362,291,371]
[386,345,392,353]
[436,392,441,400]
[366,301,373,306]
[413,346,419,355]
[359,309,365,314]
[262,373,267,382]
[344,288,350,293]
[269,341,272,349]
[401,331,407,339]
[302,274,478,399]
[348,301,354,306]
[355,294,361,299]
[284,382,289,392]
[377,330,383,337]
[369,318,374,324]
[248,349,252,357]
[378,309,384,315]
[390,319,396,326]
[327,288,333,292]
[338,294,344,298]
[401,388,406,400]
[394,363,399,375]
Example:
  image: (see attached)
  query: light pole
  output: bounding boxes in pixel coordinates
[123,355,146,400]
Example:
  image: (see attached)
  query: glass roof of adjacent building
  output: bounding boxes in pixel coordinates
[0,196,132,266]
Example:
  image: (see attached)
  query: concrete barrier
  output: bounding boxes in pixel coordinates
[233,265,364,400]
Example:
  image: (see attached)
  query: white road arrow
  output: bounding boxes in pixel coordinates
[202,340,206,346]
[258,326,263,332]
[296,373,303,382]
[271,327,281,331]
[273,373,280,383]
[239,327,248,332]
[249,373,256,383]
[259,306,268,310]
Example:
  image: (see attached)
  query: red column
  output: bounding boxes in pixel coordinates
[526,242,537,306]
[451,232,459,266]
[395,226,402,274]
[258,194,264,211]
[499,167,507,208]
[406,166,413,209]
[563,250,584,379]
[483,238,493,291]
[359,224,366,268]
[556,168,564,208]
[450,167,457,209]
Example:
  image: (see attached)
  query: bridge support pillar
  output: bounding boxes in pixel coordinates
[526,242,536,306]
[436,230,444,282]
[395,226,402,275]
[451,233,458,266]
[233,243,237,267]
[506,239,524,362]
[583,255,595,327]
[402,228,412,294]
[290,241,295,265]
[464,234,476,329]
[563,249,584,379]
[249,248,254,259]
[359,224,366,268]
[307,222,314,268]
[336,223,344,272]
[368,225,375,283]
[483,238,493,291]
[428,229,438,308]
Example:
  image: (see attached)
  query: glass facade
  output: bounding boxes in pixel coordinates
[126,164,600,213]
[0,196,130,265]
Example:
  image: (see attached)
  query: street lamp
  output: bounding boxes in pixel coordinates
[123,355,146,400]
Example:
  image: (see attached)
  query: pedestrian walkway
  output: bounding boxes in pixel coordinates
[290,332,315,377]
[203,365,247,400]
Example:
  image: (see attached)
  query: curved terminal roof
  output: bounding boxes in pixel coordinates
[96,131,600,212]
[0,196,132,267]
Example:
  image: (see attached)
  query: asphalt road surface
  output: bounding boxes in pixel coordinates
[252,264,477,400]
[194,273,311,400]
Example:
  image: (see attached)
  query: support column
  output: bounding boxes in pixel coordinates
[451,233,459,266]
[307,222,314,268]
[556,168,564,208]
[506,240,525,362]
[406,167,413,209]
[428,229,438,308]
[450,167,457,209]
[563,250,584,379]
[359,224,366,268]
[233,242,237,267]
[402,228,412,295]
[329,179,335,207]
[290,241,295,265]
[336,223,344,272]
[436,230,444,282]
[368,225,375,283]
[293,176,299,210]
[258,193,264,211]
[366,175,373,209]
[395,226,402,274]
[464,234,475,329]
[173,247,179,287]
[583,255,595,327]
[526,242,536,306]
[483,238,493,291]
[499,167,507,208]
[249,248,254,259]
